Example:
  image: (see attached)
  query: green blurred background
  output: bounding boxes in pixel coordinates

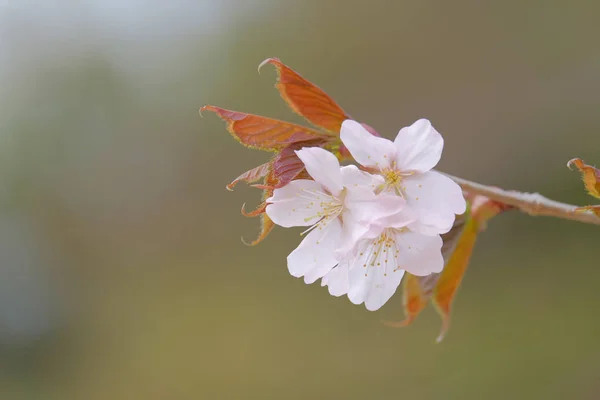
[1,1,600,399]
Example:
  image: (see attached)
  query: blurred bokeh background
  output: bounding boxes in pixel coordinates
[1,1,600,399]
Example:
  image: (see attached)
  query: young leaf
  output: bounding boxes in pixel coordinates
[384,194,513,342]
[568,158,600,199]
[383,273,434,328]
[201,105,329,151]
[567,158,600,217]
[432,215,479,343]
[383,214,468,328]
[205,60,350,246]
[241,201,266,217]
[241,171,278,246]
[227,162,272,191]
[432,196,513,342]
[259,58,351,133]
[243,212,275,246]
[271,139,326,188]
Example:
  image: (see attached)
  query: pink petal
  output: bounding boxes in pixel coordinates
[393,119,443,173]
[346,247,405,311]
[345,191,407,226]
[287,218,342,284]
[345,236,406,311]
[295,147,343,195]
[402,171,466,235]
[393,231,444,276]
[266,179,328,227]
[358,205,417,238]
[337,192,410,257]
[340,120,396,169]
[364,269,405,311]
[321,264,349,297]
[340,165,384,189]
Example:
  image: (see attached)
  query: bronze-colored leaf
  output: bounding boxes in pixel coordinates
[383,273,432,328]
[242,212,275,246]
[568,158,600,199]
[432,196,513,342]
[201,105,329,151]
[226,162,272,191]
[385,194,513,342]
[384,213,469,328]
[272,140,326,188]
[432,215,479,343]
[259,58,351,133]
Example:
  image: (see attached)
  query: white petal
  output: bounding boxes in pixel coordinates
[393,119,443,173]
[402,171,467,235]
[393,231,444,276]
[321,263,349,297]
[266,180,328,227]
[287,218,342,284]
[295,147,343,195]
[340,120,396,169]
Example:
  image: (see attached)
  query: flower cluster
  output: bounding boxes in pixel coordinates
[265,119,466,311]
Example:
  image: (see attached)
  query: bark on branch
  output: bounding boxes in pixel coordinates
[442,173,600,226]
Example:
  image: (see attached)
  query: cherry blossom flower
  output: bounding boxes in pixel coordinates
[265,147,406,284]
[340,119,467,235]
[321,213,444,311]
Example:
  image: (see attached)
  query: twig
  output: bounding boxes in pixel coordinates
[441,173,600,226]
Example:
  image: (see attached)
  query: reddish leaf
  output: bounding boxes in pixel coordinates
[241,202,266,217]
[226,162,272,191]
[241,173,278,246]
[243,212,275,246]
[568,158,600,218]
[432,196,512,342]
[259,58,351,133]
[240,140,327,245]
[201,105,329,151]
[272,139,326,188]
[568,158,600,199]
[432,215,479,343]
[206,60,350,246]
[384,215,468,328]
[384,273,431,328]
[385,194,513,342]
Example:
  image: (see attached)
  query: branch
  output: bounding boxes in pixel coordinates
[441,173,600,226]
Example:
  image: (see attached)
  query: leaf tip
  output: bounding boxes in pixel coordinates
[435,316,450,343]
[199,104,220,118]
[567,157,583,171]
[241,215,274,246]
[258,57,281,74]
[241,202,267,218]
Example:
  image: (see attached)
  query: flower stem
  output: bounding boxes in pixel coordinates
[442,173,600,226]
